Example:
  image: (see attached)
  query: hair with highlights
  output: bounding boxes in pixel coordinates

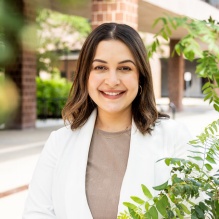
[62,23,169,134]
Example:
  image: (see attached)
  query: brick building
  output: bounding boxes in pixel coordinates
[5,0,219,129]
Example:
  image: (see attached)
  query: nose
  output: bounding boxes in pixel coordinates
[105,70,120,87]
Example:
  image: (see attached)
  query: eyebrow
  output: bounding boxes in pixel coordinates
[93,59,136,66]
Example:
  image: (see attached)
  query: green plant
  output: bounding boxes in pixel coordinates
[36,70,71,118]
[118,15,219,219]
[119,119,219,218]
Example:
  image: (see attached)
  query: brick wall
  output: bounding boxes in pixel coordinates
[91,0,138,30]
[5,0,37,129]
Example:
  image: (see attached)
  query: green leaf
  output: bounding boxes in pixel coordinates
[194,205,204,218]
[202,82,211,90]
[152,17,162,28]
[187,156,203,161]
[203,87,212,94]
[204,93,212,102]
[123,202,138,210]
[165,158,171,166]
[162,30,169,41]
[189,140,199,144]
[167,209,175,218]
[148,206,158,219]
[213,103,219,112]
[199,202,209,211]
[155,195,170,217]
[145,201,150,211]
[180,203,190,214]
[144,212,152,219]
[153,180,168,191]
[206,155,216,164]
[175,208,184,219]
[141,184,153,199]
[175,44,181,55]
[205,163,213,171]
[152,42,157,52]
[128,208,141,219]
[130,196,145,205]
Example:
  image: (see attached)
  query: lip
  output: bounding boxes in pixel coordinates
[100,90,126,99]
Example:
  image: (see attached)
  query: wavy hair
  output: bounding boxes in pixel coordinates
[62,23,169,134]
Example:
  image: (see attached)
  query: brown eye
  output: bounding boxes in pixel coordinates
[94,66,107,71]
[119,66,131,71]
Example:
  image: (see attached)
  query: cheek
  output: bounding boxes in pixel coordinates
[88,73,100,95]
[126,73,139,90]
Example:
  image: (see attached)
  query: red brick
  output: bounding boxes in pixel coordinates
[106,13,112,21]
[115,12,124,21]
[97,13,103,21]
[91,0,138,30]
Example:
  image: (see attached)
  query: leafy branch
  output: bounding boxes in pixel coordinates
[119,120,219,219]
[147,16,219,112]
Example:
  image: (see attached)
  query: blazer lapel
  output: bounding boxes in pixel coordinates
[65,110,97,219]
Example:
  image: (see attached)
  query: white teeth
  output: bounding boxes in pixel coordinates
[103,92,122,96]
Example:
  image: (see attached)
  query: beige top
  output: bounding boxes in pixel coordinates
[86,128,131,219]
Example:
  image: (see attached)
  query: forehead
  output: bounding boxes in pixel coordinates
[94,40,135,60]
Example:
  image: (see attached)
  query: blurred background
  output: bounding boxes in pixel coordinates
[0,0,219,218]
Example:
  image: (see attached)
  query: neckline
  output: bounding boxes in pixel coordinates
[94,127,131,137]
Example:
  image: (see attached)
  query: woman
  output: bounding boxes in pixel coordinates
[23,23,191,219]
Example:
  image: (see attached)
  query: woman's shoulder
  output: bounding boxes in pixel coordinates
[154,118,192,140]
[44,125,81,152]
[156,118,187,129]
[52,125,78,137]
[154,118,191,138]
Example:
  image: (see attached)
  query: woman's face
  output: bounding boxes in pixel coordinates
[88,40,139,116]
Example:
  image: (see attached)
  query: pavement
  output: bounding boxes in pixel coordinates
[0,98,218,219]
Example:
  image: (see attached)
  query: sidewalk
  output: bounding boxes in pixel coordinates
[0,98,218,219]
[0,120,63,219]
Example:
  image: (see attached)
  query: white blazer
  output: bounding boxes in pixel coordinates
[23,110,191,219]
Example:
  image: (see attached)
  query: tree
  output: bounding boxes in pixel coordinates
[36,9,91,75]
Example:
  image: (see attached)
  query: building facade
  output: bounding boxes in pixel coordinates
[5,0,219,128]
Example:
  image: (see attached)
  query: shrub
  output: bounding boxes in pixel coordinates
[36,76,71,118]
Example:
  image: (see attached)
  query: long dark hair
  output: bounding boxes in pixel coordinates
[62,23,169,134]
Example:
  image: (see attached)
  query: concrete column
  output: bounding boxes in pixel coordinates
[91,0,138,30]
[5,0,37,129]
[168,39,185,111]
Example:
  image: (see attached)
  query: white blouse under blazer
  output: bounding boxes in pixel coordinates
[23,109,191,219]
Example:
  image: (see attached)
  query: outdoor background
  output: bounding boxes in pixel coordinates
[0,0,219,218]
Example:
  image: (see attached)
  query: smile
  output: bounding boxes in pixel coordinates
[103,91,123,96]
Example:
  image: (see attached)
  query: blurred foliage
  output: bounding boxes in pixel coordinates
[36,8,91,75]
[0,0,90,124]
[36,69,71,118]
[147,16,219,112]
[0,0,24,65]
[0,73,19,125]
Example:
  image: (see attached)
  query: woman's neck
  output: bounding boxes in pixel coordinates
[95,109,132,132]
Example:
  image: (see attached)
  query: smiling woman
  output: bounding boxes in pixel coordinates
[23,23,191,219]
[88,40,139,132]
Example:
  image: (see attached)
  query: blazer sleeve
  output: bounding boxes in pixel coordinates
[22,131,59,219]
